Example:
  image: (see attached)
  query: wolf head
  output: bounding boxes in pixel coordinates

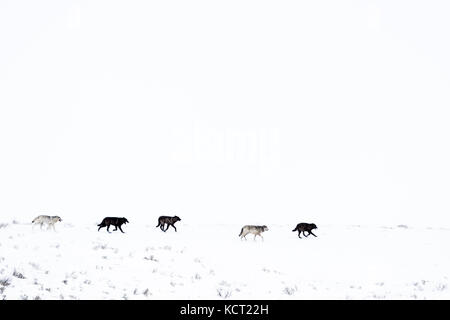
[174,216,181,222]
[51,216,62,222]
[262,225,268,231]
[310,223,317,229]
[122,217,129,224]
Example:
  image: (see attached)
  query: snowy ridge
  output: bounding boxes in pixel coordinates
[1,221,449,299]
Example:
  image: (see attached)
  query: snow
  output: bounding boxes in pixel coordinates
[1,220,449,299]
[2,1,450,302]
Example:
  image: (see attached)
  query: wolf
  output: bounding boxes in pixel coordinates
[32,215,62,231]
[156,216,181,232]
[292,223,317,238]
[97,217,129,233]
[239,225,269,241]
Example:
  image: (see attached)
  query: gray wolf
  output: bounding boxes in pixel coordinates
[156,216,181,232]
[98,217,129,233]
[239,225,269,241]
[32,215,62,231]
[292,223,317,238]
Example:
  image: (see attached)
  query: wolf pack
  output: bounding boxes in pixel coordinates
[31,215,318,240]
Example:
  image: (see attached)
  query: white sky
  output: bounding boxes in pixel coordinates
[1,1,449,226]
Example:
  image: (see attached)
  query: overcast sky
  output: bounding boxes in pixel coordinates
[1,1,449,226]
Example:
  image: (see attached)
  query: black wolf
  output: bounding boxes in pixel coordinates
[292,223,317,238]
[98,217,129,233]
[156,216,181,232]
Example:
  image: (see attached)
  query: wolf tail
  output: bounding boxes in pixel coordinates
[292,227,297,232]
[239,227,243,237]
[156,221,160,227]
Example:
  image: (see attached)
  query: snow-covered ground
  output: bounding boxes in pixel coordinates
[1,219,449,300]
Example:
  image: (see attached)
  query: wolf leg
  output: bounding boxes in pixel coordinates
[119,225,125,233]
[170,224,177,232]
[310,231,317,237]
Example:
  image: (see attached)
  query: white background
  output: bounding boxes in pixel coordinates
[1,0,450,226]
